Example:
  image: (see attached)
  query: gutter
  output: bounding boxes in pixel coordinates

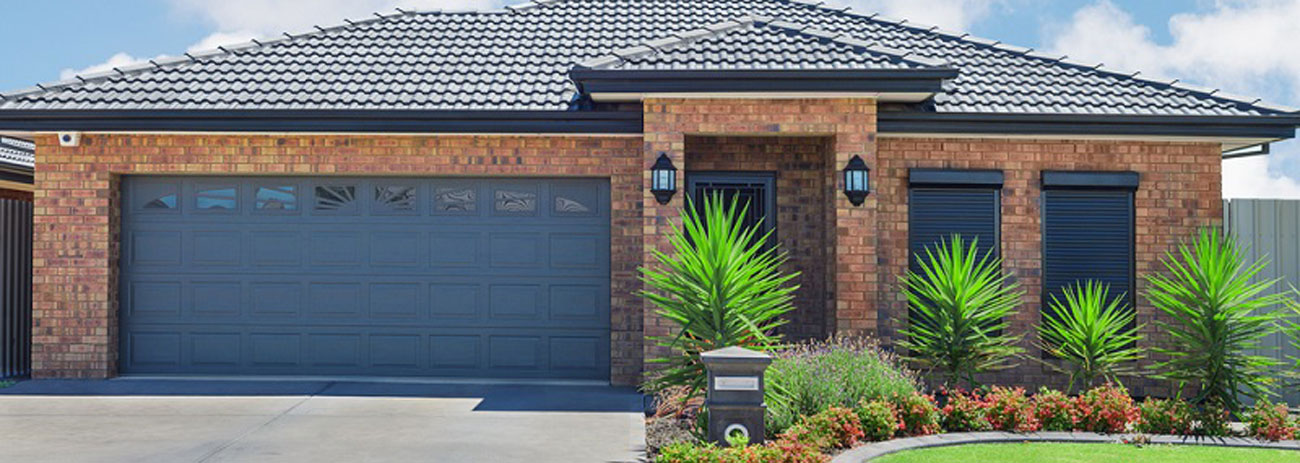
[0,109,645,134]
[570,69,959,94]
[878,112,1300,139]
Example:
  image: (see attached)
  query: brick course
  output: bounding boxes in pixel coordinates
[31,133,645,384]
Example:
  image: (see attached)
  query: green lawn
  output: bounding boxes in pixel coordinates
[872,443,1300,463]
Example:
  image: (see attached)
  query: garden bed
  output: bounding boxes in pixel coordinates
[859,441,1300,463]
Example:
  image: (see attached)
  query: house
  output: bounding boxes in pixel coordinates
[0,137,33,201]
[0,0,1295,395]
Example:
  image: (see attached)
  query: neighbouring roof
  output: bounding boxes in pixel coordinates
[0,0,1294,119]
[0,137,34,170]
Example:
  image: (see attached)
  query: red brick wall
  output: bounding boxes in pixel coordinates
[685,135,832,340]
[31,133,646,384]
[0,187,32,201]
[642,98,879,367]
[875,137,1223,397]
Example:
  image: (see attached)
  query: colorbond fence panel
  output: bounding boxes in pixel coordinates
[0,199,32,379]
[1224,198,1300,405]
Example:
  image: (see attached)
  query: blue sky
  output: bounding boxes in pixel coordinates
[1,0,1297,197]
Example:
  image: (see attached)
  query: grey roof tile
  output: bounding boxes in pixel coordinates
[0,0,1291,116]
[0,137,34,169]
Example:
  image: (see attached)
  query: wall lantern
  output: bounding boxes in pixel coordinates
[651,152,678,205]
[842,155,871,206]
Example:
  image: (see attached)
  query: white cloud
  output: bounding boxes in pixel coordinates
[168,0,502,36]
[187,31,260,54]
[1045,0,1300,199]
[827,0,1000,31]
[59,52,159,80]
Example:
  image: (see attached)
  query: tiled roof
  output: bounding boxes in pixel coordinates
[577,17,944,71]
[0,0,1293,117]
[0,137,34,169]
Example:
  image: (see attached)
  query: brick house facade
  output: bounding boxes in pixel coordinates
[1,2,1294,396]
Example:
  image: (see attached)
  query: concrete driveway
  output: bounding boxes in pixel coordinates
[0,379,646,463]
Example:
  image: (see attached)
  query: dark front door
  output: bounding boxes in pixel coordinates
[119,176,611,380]
[687,172,776,241]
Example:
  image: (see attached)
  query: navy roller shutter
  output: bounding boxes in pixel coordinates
[1042,189,1135,308]
[1041,171,1138,329]
[907,170,1003,332]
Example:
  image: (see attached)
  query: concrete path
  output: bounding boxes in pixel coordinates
[0,379,647,463]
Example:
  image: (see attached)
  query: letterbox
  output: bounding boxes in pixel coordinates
[700,346,772,446]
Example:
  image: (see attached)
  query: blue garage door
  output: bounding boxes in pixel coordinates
[120,176,611,380]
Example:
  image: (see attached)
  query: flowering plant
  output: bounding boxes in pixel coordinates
[780,407,864,451]
[890,393,942,436]
[854,400,901,442]
[984,386,1040,432]
[1073,385,1137,433]
[1135,398,1194,436]
[1031,388,1075,431]
[940,388,992,432]
[1244,399,1297,441]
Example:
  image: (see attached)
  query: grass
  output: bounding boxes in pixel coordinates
[872,443,1300,463]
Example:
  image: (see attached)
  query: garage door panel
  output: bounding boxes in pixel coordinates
[121,176,611,380]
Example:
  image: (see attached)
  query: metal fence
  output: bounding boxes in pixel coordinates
[0,199,32,380]
[1223,198,1300,405]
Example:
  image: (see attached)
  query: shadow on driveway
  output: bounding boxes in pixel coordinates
[0,378,648,413]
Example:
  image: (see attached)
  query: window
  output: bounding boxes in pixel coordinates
[908,169,1003,267]
[908,169,1003,330]
[255,186,298,211]
[1041,171,1138,332]
[196,185,237,211]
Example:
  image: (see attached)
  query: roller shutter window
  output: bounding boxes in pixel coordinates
[907,169,1003,330]
[1041,171,1138,334]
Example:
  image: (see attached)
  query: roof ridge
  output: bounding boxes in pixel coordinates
[0,7,512,103]
[575,14,948,70]
[774,0,1297,114]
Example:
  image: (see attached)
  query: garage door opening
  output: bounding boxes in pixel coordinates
[119,176,611,380]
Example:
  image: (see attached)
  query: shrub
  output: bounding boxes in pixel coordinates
[900,235,1025,388]
[1193,403,1232,437]
[1038,281,1144,393]
[1244,399,1298,441]
[854,400,901,441]
[941,389,992,432]
[1031,388,1075,432]
[780,407,864,451]
[641,195,799,397]
[1073,385,1138,433]
[657,441,828,463]
[890,393,942,437]
[1145,228,1288,412]
[1135,398,1194,436]
[984,386,1040,432]
[764,337,920,436]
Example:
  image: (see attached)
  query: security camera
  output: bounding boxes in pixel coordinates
[57,132,81,147]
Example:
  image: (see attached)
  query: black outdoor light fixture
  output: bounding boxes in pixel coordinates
[651,152,678,205]
[843,155,871,206]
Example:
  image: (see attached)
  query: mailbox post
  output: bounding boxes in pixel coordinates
[700,346,772,446]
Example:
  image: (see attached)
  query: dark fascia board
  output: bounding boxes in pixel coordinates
[909,168,1004,188]
[1042,171,1140,190]
[571,69,959,94]
[879,112,1300,139]
[0,167,33,184]
[0,109,644,134]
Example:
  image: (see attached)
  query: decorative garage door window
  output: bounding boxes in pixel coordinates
[120,177,612,380]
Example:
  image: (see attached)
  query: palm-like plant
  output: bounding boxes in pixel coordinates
[1145,228,1288,411]
[640,194,800,397]
[1280,288,1300,387]
[900,235,1024,388]
[1037,281,1144,393]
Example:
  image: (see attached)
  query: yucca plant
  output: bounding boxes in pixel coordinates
[1281,288,1300,388]
[1145,228,1288,412]
[1037,281,1144,393]
[900,235,1024,388]
[640,194,799,397]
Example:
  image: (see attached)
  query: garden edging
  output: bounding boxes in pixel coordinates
[830,431,1300,463]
